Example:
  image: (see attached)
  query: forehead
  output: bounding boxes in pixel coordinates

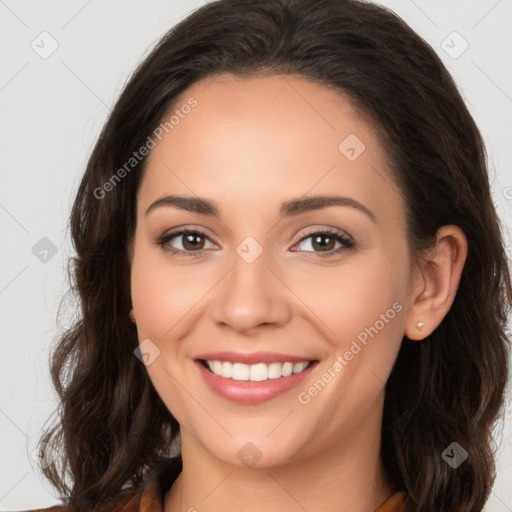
[138,73,404,229]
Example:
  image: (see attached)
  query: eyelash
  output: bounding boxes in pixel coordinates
[156,227,356,259]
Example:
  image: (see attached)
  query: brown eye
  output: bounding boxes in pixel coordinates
[181,232,206,250]
[310,234,336,252]
[293,229,355,258]
[157,229,217,257]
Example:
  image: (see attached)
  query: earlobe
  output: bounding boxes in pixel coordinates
[129,308,136,323]
[404,225,468,341]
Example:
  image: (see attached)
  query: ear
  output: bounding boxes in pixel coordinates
[404,225,468,341]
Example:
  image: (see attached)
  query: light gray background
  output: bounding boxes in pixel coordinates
[1,0,511,510]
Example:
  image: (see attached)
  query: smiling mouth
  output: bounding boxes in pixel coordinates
[198,359,317,382]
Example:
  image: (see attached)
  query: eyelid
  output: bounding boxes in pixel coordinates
[159,224,218,241]
[293,225,354,244]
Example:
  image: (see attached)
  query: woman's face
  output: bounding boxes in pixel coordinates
[130,73,417,468]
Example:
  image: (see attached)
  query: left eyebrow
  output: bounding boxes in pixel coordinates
[144,194,376,224]
[279,195,376,224]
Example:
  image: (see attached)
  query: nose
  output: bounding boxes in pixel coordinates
[211,243,292,334]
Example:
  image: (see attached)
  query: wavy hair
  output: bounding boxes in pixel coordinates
[36,0,512,510]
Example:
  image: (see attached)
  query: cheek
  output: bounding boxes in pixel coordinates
[309,262,403,332]
[303,248,408,366]
[130,236,210,340]
[129,241,199,424]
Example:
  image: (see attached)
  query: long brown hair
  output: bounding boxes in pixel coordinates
[37,0,512,510]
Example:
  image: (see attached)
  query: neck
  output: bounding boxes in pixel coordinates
[164,403,395,512]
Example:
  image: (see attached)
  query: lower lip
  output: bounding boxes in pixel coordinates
[195,360,318,405]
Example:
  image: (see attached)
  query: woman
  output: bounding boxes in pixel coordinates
[29,0,511,511]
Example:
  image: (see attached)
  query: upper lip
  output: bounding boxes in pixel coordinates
[194,351,316,365]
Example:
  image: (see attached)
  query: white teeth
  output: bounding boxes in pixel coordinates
[205,360,311,381]
[211,360,223,375]
[293,361,308,374]
[232,362,250,381]
[221,361,232,379]
[268,362,283,379]
[250,363,268,381]
[282,362,294,376]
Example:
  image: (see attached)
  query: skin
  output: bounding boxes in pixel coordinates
[128,73,467,512]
